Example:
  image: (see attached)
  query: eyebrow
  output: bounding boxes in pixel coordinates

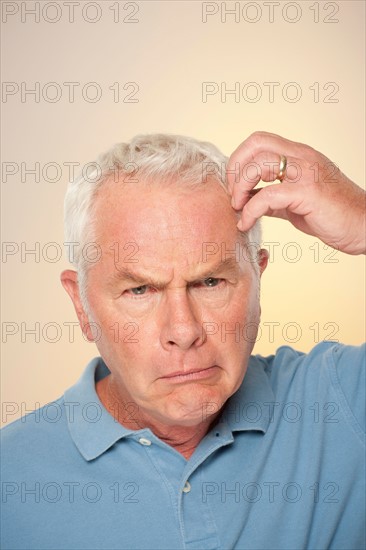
[108,257,240,288]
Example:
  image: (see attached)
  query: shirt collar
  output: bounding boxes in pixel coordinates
[64,355,274,461]
[219,355,275,434]
[64,358,134,461]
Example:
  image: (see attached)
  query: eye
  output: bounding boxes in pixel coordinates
[129,285,148,295]
[203,277,221,287]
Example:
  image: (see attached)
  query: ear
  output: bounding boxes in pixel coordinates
[60,269,95,341]
[258,248,269,275]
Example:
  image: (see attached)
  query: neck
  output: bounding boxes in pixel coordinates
[95,375,221,460]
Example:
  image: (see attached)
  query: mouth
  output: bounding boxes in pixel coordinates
[159,365,220,383]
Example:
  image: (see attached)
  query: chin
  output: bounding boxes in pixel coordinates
[162,393,225,426]
[164,411,214,428]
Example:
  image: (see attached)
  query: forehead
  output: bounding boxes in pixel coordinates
[92,177,241,268]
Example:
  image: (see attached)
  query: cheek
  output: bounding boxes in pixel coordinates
[207,288,260,349]
[215,282,260,323]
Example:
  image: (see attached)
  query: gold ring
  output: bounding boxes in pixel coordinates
[277,155,287,181]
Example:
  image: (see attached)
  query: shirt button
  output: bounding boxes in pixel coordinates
[182,481,191,493]
[138,437,152,446]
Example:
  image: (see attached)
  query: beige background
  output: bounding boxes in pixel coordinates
[1,1,365,426]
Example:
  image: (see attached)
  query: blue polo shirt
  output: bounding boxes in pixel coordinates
[1,342,365,550]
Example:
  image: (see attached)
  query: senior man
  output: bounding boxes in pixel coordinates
[1,131,365,550]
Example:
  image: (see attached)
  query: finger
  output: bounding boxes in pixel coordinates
[226,131,316,192]
[231,152,303,210]
[237,182,307,232]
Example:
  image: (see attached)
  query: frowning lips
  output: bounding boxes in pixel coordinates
[159,365,220,381]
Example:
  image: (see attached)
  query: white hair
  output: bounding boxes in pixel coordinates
[64,133,262,309]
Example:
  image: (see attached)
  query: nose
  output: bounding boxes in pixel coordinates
[160,289,205,351]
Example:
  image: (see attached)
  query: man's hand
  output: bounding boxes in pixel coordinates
[226,131,366,255]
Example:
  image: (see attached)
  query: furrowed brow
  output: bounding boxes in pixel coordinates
[198,257,241,279]
[108,267,165,288]
[108,257,241,288]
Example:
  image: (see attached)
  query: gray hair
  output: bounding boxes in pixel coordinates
[64,133,262,309]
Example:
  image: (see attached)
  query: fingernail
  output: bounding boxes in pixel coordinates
[237,220,244,231]
[231,196,236,208]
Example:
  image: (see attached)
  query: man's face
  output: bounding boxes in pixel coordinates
[76,178,266,427]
